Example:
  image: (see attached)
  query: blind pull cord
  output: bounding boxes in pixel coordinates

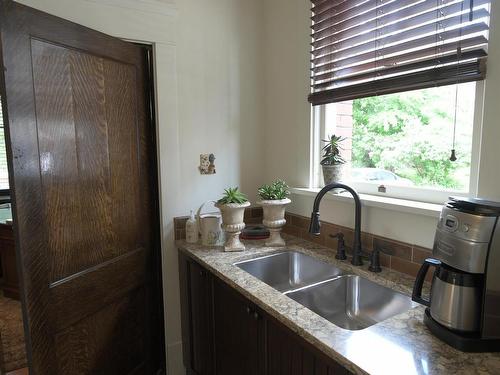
[450,1,465,162]
[449,82,458,162]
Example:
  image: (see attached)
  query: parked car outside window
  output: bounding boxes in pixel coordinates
[350,168,414,186]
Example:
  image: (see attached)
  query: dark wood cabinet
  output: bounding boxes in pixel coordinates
[179,253,214,375]
[213,277,265,375]
[179,251,352,375]
[189,261,214,375]
[267,316,350,375]
[0,224,19,300]
[267,319,313,375]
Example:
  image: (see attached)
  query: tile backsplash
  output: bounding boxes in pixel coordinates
[174,209,432,280]
[282,212,432,280]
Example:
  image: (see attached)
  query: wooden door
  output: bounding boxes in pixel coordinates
[0,1,163,374]
[213,278,265,375]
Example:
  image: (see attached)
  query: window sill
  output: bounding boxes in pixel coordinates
[290,187,442,218]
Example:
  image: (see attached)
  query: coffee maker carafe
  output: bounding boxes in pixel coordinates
[412,197,500,352]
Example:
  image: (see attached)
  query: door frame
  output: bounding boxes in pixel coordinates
[140,41,166,374]
[0,4,165,373]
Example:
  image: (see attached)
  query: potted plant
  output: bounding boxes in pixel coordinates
[215,187,250,251]
[321,134,346,185]
[257,180,291,247]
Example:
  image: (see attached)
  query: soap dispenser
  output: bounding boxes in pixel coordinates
[186,210,199,243]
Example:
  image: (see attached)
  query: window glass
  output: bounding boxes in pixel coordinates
[0,99,9,190]
[322,82,476,192]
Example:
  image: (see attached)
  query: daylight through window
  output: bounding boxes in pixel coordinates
[313,82,479,201]
[0,99,9,190]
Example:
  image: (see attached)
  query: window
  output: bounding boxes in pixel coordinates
[308,1,490,203]
[311,81,483,203]
[0,99,8,191]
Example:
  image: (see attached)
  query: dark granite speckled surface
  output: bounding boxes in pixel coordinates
[177,234,500,375]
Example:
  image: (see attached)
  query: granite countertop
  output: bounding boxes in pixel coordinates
[177,234,500,375]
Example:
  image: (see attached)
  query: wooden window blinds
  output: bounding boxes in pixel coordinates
[309,0,491,105]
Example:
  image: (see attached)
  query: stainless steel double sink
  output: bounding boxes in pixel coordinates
[235,251,415,331]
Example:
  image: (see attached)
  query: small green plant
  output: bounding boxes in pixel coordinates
[321,134,346,166]
[218,187,248,204]
[258,179,290,200]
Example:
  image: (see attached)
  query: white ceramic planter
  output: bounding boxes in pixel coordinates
[258,198,291,247]
[215,201,251,251]
[322,164,343,185]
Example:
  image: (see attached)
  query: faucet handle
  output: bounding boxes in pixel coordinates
[330,232,343,240]
[368,247,382,273]
[330,232,347,260]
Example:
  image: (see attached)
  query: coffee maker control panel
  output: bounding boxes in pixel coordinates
[443,215,473,234]
[437,207,497,243]
[443,215,459,232]
[434,206,497,274]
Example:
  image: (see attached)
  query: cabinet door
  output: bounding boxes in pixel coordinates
[179,254,214,375]
[267,318,351,375]
[213,278,265,375]
[267,318,308,375]
[188,261,214,375]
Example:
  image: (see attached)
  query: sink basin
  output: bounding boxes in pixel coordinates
[286,275,415,330]
[235,251,344,293]
[236,251,414,330]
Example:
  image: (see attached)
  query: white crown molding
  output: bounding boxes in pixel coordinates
[83,0,178,17]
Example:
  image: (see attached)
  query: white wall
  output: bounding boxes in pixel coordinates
[14,0,266,374]
[263,0,500,249]
[478,2,500,199]
[263,0,311,188]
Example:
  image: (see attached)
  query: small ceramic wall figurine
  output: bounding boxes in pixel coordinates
[199,153,216,174]
[208,154,216,174]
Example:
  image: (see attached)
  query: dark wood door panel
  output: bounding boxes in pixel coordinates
[31,38,142,283]
[54,286,147,375]
[66,48,116,267]
[30,38,80,283]
[49,247,148,330]
[104,59,142,256]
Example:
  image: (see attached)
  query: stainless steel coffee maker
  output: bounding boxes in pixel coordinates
[412,197,500,352]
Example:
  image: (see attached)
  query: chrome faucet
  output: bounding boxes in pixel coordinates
[309,183,364,266]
